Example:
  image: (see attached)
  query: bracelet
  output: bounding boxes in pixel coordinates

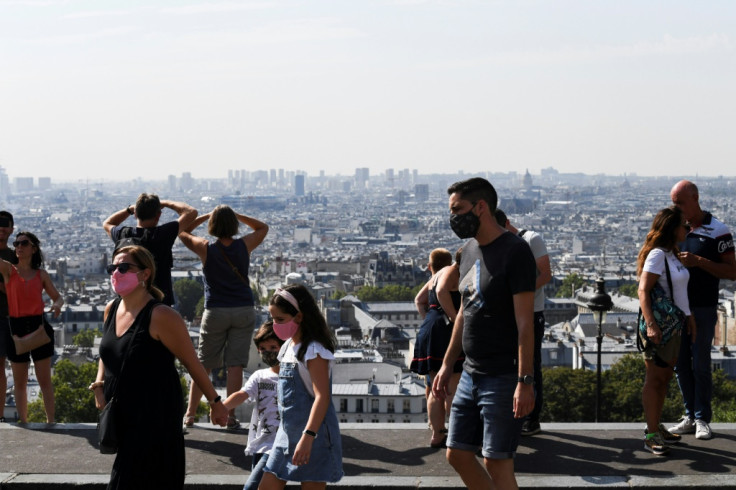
[88,381,104,391]
[127,205,134,215]
[303,429,317,439]
[209,395,222,405]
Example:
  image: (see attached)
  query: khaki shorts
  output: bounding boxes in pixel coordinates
[198,306,256,369]
[641,330,682,367]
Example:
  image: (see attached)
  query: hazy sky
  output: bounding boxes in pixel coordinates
[1,0,734,182]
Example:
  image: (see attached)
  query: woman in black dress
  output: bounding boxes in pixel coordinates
[91,245,228,489]
[411,248,464,447]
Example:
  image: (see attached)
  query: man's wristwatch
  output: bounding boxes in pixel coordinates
[518,375,534,386]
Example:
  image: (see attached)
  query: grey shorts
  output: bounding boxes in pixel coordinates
[198,306,256,369]
[642,330,682,367]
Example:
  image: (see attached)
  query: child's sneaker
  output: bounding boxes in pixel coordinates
[669,416,695,435]
[644,433,669,455]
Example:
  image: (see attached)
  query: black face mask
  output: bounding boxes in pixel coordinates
[450,206,480,239]
[260,350,280,367]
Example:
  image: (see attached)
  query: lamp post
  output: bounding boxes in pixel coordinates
[587,277,612,423]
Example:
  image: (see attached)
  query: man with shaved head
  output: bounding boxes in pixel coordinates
[669,180,736,440]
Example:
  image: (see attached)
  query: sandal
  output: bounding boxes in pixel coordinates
[227,416,241,430]
[183,415,195,428]
[430,429,448,448]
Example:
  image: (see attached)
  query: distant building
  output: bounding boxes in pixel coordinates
[14,177,34,192]
[294,174,305,196]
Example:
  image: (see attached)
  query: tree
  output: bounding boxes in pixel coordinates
[173,278,204,321]
[28,360,98,423]
[555,273,585,298]
[195,296,205,319]
[618,283,639,298]
[72,328,101,348]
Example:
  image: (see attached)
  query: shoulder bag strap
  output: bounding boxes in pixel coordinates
[214,241,248,284]
[663,255,675,301]
[107,300,157,399]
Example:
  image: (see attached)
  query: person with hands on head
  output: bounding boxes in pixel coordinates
[0,231,62,424]
[432,177,535,490]
[103,193,198,306]
[90,245,227,490]
[259,284,343,490]
[637,207,695,455]
[179,204,268,430]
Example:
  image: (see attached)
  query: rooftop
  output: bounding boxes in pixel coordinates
[2,422,735,489]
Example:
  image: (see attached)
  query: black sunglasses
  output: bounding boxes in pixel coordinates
[13,239,32,248]
[106,262,140,274]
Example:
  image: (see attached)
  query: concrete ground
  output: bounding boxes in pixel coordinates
[1,422,735,489]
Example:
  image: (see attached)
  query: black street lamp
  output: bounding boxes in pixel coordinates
[587,277,612,423]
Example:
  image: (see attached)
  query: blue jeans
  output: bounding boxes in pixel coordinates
[674,306,716,423]
[244,453,268,490]
[447,370,522,459]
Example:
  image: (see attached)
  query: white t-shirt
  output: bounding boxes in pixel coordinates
[277,340,335,398]
[240,368,280,455]
[519,229,549,313]
[642,247,691,316]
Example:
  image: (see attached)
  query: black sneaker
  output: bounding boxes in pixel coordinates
[521,419,541,436]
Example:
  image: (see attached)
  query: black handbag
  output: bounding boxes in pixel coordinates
[637,255,686,350]
[98,300,154,454]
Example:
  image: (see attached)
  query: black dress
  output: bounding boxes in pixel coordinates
[99,298,185,490]
[410,285,464,375]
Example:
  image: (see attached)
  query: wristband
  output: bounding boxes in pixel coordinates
[127,205,134,215]
[209,395,222,405]
[303,429,317,438]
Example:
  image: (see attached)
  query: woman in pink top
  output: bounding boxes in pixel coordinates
[0,231,63,423]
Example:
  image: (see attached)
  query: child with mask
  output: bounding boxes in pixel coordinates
[217,320,283,490]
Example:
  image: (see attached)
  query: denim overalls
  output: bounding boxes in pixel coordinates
[264,351,343,483]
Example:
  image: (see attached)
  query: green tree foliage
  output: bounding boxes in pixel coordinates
[28,360,98,423]
[555,273,585,298]
[541,353,736,423]
[332,290,347,300]
[195,296,205,319]
[617,283,639,298]
[72,328,101,348]
[173,278,204,321]
[355,284,423,302]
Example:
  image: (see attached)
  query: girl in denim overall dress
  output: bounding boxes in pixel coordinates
[260,284,343,490]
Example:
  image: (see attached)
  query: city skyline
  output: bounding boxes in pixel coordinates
[2,1,735,181]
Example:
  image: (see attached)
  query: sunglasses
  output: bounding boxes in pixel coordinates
[13,239,32,248]
[106,262,141,274]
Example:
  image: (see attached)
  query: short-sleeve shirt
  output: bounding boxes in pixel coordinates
[111,221,179,306]
[458,232,536,376]
[278,340,335,397]
[518,229,548,313]
[0,247,18,317]
[642,248,691,316]
[681,213,735,308]
[241,368,280,455]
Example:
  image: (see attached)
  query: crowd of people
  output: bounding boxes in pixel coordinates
[0,176,734,489]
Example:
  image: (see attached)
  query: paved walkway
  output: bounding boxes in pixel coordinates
[1,422,735,489]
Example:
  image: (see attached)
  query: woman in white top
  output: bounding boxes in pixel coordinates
[637,206,696,455]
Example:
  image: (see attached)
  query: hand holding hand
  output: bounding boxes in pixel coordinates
[209,402,228,427]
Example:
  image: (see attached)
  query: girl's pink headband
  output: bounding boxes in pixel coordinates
[275,288,300,312]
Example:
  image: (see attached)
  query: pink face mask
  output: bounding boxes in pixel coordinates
[273,319,299,341]
[111,269,140,296]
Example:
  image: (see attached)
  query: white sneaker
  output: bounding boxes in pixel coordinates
[695,420,712,440]
[669,416,695,435]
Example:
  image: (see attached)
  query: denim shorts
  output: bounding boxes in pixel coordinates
[447,370,522,459]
